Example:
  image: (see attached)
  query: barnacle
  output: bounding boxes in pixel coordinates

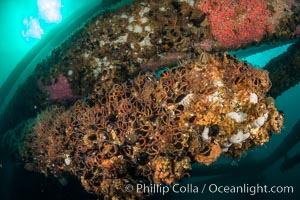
[194,142,222,165]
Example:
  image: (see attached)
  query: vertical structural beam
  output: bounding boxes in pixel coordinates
[265,40,300,98]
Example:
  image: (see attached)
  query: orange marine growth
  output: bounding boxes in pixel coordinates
[21,52,283,199]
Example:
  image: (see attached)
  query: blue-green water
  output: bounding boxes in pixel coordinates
[238,44,293,67]
[0,0,101,87]
[0,0,105,115]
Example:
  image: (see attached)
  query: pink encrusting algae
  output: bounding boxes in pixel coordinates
[197,0,274,49]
